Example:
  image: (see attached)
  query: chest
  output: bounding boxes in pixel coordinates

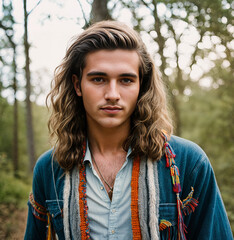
[91,154,127,193]
[85,157,133,238]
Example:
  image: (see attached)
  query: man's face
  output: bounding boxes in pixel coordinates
[73,49,140,131]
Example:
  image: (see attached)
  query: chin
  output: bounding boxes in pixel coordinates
[98,120,125,129]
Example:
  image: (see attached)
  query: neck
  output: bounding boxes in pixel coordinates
[87,124,130,155]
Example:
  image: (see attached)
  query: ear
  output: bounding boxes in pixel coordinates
[72,74,82,96]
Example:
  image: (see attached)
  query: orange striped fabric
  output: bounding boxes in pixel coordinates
[131,155,141,240]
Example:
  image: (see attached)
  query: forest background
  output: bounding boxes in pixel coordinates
[0,0,233,238]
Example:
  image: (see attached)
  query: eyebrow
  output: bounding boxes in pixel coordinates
[87,71,138,78]
[87,71,107,77]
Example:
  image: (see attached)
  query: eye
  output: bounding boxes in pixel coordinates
[91,77,104,83]
[121,78,133,84]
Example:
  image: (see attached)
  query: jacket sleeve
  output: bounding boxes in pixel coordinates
[24,158,48,240]
[185,155,233,240]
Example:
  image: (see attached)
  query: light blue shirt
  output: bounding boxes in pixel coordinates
[84,143,133,239]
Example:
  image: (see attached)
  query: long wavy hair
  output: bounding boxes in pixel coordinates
[47,20,173,171]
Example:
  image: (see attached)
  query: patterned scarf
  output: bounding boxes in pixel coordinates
[63,155,160,240]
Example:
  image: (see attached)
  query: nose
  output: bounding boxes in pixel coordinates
[104,80,120,102]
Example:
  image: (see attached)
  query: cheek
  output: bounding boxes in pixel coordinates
[130,86,140,101]
[125,88,140,109]
[81,87,101,108]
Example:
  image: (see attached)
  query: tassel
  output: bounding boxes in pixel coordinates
[159,220,172,240]
[159,219,172,231]
[46,212,53,240]
[176,194,187,240]
[163,137,199,240]
[170,165,181,193]
[182,187,199,216]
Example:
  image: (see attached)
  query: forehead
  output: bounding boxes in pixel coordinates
[83,49,140,75]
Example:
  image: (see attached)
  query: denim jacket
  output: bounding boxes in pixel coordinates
[24,136,233,239]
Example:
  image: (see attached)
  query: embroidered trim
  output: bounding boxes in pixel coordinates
[131,155,141,240]
[79,142,91,240]
[29,192,47,222]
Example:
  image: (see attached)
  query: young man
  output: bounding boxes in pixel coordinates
[24,21,233,239]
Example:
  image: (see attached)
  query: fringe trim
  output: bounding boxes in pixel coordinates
[147,159,159,240]
[131,156,141,240]
[138,159,150,240]
[159,219,172,231]
[70,166,82,239]
[182,187,199,216]
[159,221,177,240]
[176,193,187,240]
[153,158,160,238]
[63,171,71,240]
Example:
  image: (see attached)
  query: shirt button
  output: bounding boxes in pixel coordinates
[112,209,116,213]
[100,186,104,190]
[111,230,115,234]
[51,214,54,218]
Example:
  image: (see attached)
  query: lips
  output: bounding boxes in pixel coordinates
[100,105,123,113]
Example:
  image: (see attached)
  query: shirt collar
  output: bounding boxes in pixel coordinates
[83,141,132,165]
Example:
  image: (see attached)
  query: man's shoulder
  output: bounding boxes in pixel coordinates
[168,135,210,172]
[169,135,206,158]
[33,149,64,187]
[33,149,62,177]
[167,136,214,187]
[35,149,54,169]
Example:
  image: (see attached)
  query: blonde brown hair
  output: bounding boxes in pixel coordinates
[47,20,173,170]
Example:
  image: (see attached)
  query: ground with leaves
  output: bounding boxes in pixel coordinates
[0,204,27,239]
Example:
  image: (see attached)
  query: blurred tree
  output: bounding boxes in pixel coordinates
[76,0,111,27]
[118,0,233,135]
[0,0,19,175]
[23,0,42,172]
[90,0,111,23]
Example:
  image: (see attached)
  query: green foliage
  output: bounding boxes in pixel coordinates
[180,80,234,232]
[0,97,14,159]
[32,102,51,158]
[0,153,31,208]
[0,98,50,172]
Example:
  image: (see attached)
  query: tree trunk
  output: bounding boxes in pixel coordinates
[171,94,181,136]
[23,0,36,172]
[12,45,19,175]
[151,0,181,135]
[90,0,111,23]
